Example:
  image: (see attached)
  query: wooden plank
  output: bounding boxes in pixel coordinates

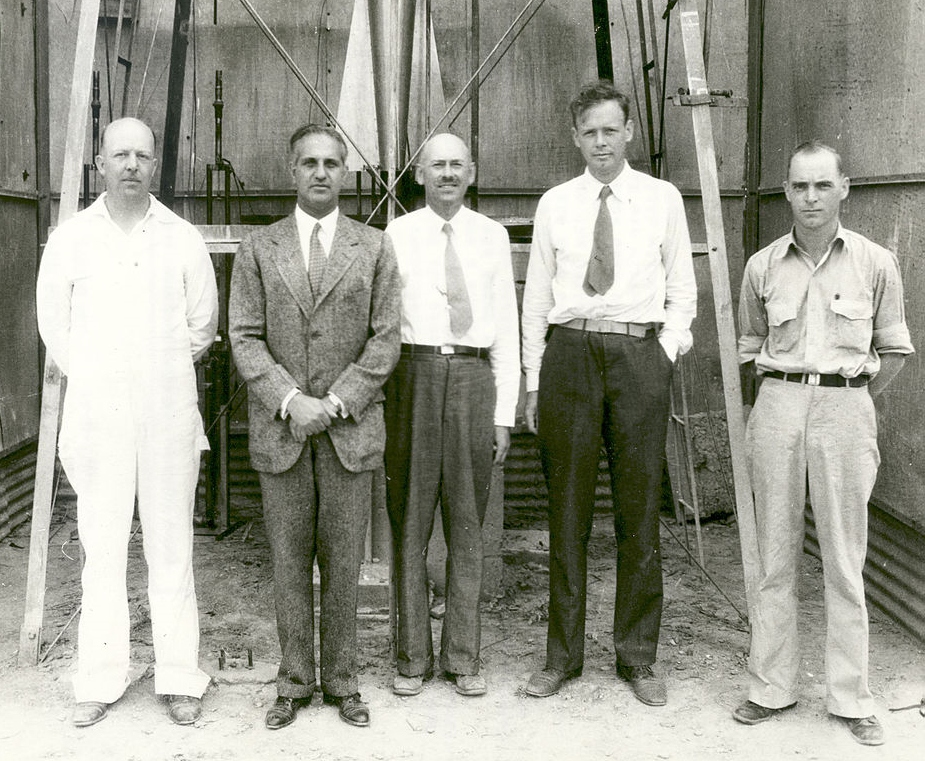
[677,1,760,605]
[20,0,102,667]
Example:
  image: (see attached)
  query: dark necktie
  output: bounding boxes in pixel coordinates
[583,185,614,296]
[308,221,326,297]
[443,222,473,337]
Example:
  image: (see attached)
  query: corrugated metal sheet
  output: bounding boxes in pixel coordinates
[805,503,925,645]
[0,438,38,542]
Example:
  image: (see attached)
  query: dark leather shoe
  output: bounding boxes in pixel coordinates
[72,701,109,728]
[323,692,369,727]
[265,696,311,730]
[165,694,202,725]
[732,699,796,725]
[617,664,666,706]
[524,667,581,697]
[841,715,884,746]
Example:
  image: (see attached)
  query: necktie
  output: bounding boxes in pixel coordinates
[308,221,326,297]
[583,185,614,296]
[443,222,473,337]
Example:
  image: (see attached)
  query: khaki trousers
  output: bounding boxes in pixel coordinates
[745,378,878,718]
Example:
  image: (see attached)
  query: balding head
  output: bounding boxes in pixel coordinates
[415,133,475,220]
[95,117,158,210]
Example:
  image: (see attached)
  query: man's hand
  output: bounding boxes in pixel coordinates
[868,353,906,398]
[493,426,512,466]
[287,393,334,443]
[524,390,539,435]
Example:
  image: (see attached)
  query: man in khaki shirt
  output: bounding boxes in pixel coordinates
[734,141,913,746]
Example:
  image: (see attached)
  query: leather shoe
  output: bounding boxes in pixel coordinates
[72,701,109,728]
[323,692,369,727]
[617,664,666,706]
[732,700,796,725]
[841,715,884,746]
[393,669,433,696]
[524,667,580,698]
[451,673,487,697]
[265,696,311,730]
[165,694,202,726]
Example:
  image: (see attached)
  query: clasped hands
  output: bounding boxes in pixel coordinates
[287,392,340,444]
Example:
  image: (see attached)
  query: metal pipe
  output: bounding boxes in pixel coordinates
[214,70,224,166]
[469,0,480,211]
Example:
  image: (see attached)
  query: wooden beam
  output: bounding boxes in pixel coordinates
[160,0,193,209]
[676,0,761,610]
[20,0,102,667]
[591,0,614,82]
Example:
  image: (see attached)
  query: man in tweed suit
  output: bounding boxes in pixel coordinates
[229,124,400,729]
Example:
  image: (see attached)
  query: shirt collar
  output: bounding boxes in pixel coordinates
[422,203,467,231]
[88,192,160,226]
[295,204,339,235]
[786,222,847,259]
[581,161,634,202]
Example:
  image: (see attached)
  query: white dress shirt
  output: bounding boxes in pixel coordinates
[386,205,520,427]
[282,205,346,417]
[521,162,697,391]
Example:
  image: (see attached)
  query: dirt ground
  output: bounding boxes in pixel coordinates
[1,492,924,761]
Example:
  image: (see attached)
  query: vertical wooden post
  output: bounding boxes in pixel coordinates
[20,0,103,666]
[160,0,193,210]
[676,0,761,608]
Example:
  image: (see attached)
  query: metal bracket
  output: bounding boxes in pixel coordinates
[670,88,747,108]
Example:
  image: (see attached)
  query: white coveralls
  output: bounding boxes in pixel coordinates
[36,194,218,702]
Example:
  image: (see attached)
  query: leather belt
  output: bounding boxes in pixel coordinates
[763,370,869,388]
[558,318,657,338]
[401,343,489,360]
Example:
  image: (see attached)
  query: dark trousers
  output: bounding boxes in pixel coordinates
[538,326,672,673]
[259,433,370,698]
[385,353,496,676]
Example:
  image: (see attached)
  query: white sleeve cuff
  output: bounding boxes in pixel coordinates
[280,387,301,419]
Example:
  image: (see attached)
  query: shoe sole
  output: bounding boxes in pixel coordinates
[73,713,108,728]
[392,686,423,696]
[455,686,487,697]
[524,685,560,698]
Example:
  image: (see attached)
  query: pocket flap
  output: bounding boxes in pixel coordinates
[831,298,872,321]
[767,303,797,327]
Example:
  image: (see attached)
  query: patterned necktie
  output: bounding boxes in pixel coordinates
[443,222,473,337]
[308,221,326,297]
[583,185,614,296]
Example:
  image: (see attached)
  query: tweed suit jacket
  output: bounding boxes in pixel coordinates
[229,212,401,474]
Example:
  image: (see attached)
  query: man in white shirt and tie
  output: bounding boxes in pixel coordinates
[384,133,519,698]
[521,81,697,705]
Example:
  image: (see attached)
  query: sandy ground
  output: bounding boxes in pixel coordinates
[1,496,924,761]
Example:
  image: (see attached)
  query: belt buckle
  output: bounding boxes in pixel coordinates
[806,372,820,386]
[440,345,455,355]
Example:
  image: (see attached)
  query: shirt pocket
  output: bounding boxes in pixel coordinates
[766,302,800,355]
[829,297,873,354]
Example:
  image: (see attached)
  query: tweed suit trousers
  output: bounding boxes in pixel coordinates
[259,432,371,698]
[385,353,496,677]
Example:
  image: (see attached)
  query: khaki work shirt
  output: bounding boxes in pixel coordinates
[738,225,913,378]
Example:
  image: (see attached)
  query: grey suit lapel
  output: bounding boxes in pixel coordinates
[314,216,362,306]
[270,215,314,317]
